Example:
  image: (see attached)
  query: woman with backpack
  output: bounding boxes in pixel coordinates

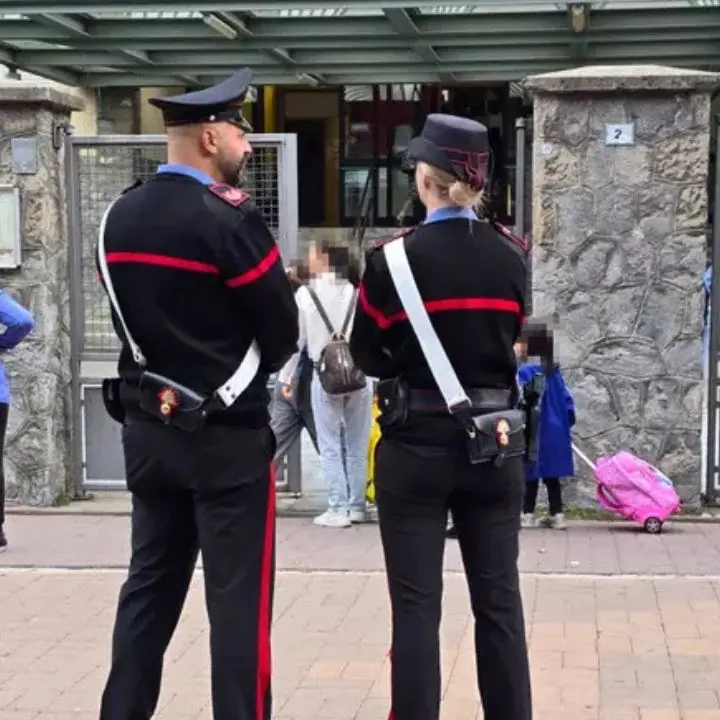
[279,240,372,528]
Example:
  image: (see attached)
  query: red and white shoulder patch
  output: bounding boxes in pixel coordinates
[493,222,528,254]
[208,183,250,207]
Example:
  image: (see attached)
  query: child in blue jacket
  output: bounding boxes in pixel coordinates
[516,340,576,530]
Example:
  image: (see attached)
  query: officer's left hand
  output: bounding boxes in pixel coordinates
[281,383,294,400]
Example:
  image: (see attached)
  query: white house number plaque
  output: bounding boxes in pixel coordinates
[604,123,635,146]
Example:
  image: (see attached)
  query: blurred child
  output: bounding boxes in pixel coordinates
[515,339,576,530]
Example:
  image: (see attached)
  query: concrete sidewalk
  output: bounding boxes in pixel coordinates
[4,513,720,576]
[3,516,720,719]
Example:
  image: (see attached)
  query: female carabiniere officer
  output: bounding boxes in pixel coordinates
[349,114,532,720]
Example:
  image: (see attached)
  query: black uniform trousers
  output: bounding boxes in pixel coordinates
[374,436,532,720]
[100,419,276,720]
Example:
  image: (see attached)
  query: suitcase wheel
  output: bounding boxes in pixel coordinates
[644,517,663,534]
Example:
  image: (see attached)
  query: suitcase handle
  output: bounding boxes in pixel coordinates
[572,442,597,472]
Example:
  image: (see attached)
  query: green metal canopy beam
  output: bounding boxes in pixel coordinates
[32,12,87,35]
[70,54,720,87]
[4,26,720,51]
[21,64,83,84]
[1,10,716,42]
[202,10,311,78]
[15,39,720,69]
[0,0,689,11]
[0,2,716,87]
[382,7,456,83]
[75,56,718,76]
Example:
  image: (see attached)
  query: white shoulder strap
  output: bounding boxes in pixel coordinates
[383,239,470,411]
[97,199,146,366]
[97,197,261,408]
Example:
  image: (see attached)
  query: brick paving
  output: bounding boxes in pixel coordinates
[2,516,720,719]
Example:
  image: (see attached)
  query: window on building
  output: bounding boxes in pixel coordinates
[340,84,423,227]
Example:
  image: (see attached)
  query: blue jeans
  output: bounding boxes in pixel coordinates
[269,381,318,468]
[311,374,372,513]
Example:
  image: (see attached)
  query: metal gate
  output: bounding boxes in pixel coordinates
[65,133,300,495]
[514,117,533,314]
[704,117,720,504]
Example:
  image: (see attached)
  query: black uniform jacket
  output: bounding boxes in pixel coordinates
[349,218,528,445]
[100,172,299,427]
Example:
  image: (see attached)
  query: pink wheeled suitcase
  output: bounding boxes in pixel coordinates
[572,445,681,534]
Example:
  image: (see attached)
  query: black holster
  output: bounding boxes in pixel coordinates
[376,377,409,430]
[102,372,220,432]
[138,371,218,433]
[458,407,526,467]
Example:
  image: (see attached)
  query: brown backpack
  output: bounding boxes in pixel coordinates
[306,287,367,395]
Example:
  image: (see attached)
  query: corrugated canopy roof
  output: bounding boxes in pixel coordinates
[0,0,718,87]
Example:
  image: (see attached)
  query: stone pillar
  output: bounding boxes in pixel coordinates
[0,83,84,506]
[526,65,719,503]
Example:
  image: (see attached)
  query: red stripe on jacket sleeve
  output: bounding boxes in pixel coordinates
[256,464,276,720]
[358,281,392,329]
[385,297,522,325]
[226,246,280,288]
[359,288,522,330]
[105,251,220,275]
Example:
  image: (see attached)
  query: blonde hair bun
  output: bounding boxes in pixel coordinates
[419,162,485,211]
[447,180,483,210]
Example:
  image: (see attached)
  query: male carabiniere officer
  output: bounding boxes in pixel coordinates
[97,69,298,720]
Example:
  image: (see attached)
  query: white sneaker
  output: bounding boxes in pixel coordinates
[313,510,351,529]
[549,513,567,530]
[349,509,367,524]
[520,513,537,529]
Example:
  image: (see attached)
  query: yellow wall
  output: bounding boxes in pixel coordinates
[139,86,184,134]
[281,89,340,226]
[264,86,276,133]
[68,87,98,135]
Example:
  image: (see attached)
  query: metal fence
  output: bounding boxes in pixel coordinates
[65,133,300,494]
[514,117,533,315]
[704,118,720,504]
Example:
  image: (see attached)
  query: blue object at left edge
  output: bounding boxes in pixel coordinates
[0,290,34,405]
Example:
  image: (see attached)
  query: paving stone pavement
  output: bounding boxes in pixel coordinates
[2,516,720,719]
[3,514,720,575]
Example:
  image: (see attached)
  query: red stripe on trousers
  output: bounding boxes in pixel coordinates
[256,464,276,720]
[226,246,280,288]
[387,648,394,720]
[105,251,220,275]
[360,289,522,330]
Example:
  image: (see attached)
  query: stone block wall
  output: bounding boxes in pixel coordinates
[0,85,83,506]
[527,66,718,504]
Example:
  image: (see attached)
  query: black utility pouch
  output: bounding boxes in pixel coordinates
[101,378,126,425]
[138,371,211,433]
[464,408,526,467]
[376,377,409,430]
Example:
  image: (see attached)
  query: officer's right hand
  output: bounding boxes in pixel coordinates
[281,383,294,400]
